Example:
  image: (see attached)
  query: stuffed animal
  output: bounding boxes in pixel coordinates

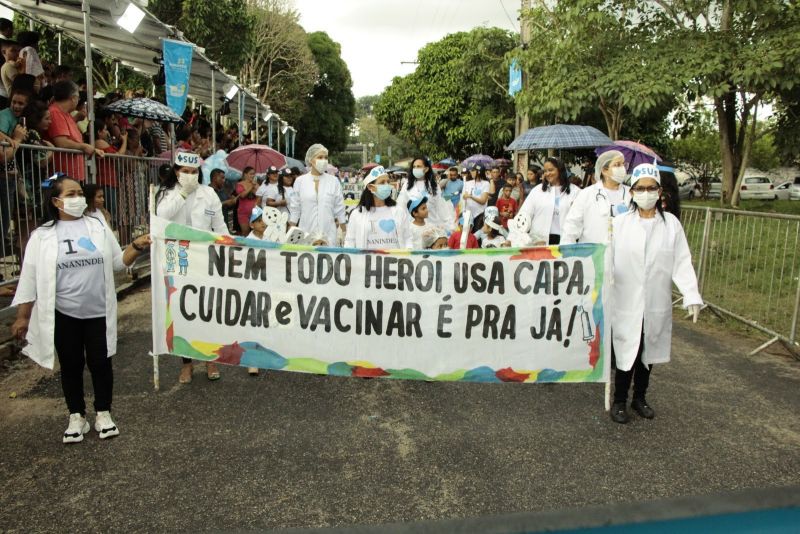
[507,211,534,247]
[262,207,288,243]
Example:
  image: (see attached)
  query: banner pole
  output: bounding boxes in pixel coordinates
[149,184,159,391]
[604,382,610,411]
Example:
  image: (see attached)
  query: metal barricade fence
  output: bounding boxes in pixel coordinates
[0,142,167,294]
[681,206,800,354]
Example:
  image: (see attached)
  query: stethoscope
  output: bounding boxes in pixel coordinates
[595,186,629,217]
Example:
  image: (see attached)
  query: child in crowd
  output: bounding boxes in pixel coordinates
[408,196,431,249]
[448,214,479,249]
[495,183,518,229]
[481,215,508,248]
[1,39,20,96]
[17,32,43,92]
[246,207,267,240]
[83,183,113,229]
[421,227,448,250]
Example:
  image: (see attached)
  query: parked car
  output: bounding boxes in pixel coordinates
[774,181,792,200]
[790,176,800,201]
[707,177,722,199]
[739,176,776,200]
[678,177,699,200]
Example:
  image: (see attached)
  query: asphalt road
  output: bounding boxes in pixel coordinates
[0,286,798,532]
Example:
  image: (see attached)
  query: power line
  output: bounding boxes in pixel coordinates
[498,0,518,31]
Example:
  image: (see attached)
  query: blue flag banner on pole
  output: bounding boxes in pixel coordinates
[163,39,194,115]
[509,59,522,96]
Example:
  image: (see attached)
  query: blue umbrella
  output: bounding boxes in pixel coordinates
[438,157,457,166]
[506,124,612,151]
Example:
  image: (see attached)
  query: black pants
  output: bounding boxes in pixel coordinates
[548,234,561,245]
[612,331,651,404]
[54,310,112,415]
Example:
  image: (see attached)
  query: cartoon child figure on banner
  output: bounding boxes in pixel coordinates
[165,239,177,273]
[178,240,190,275]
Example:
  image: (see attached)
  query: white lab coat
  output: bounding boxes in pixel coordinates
[288,172,347,246]
[11,216,127,369]
[562,182,630,244]
[344,205,413,249]
[611,210,703,371]
[397,180,456,232]
[518,183,580,243]
[155,184,227,233]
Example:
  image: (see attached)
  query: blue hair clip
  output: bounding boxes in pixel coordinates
[41,172,66,189]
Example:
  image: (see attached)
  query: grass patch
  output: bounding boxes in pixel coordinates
[684,198,800,216]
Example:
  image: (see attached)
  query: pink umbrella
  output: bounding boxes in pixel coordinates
[226,144,287,174]
[596,140,661,172]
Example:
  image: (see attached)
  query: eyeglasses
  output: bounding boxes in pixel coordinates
[631,186,660,193]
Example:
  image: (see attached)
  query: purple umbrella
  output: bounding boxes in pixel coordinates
[461,154,494,168]
[596,140,662,172]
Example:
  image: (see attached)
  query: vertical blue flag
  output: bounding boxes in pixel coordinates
[163,39,194,115]
[509,59,522,96]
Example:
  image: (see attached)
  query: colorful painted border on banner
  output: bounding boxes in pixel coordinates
[158,222,608,383]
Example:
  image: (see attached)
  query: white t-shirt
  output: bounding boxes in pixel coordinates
[264,183,291,215]
[246,230,266,241]
[464,180,489,216]
[482,235,506,248]
[410,221,431,250]
[55,219,106,319]
[640,216,656,256]
[604,185,629,218]
[86,209,108,227]
[366,206,400,250]
[256,181,277,207]
[550,186,562,235]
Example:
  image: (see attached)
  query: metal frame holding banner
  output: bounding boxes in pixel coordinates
[150,215,613,401]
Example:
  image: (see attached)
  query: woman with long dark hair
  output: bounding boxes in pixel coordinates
[11,174,149,443]
[155,152,227,383]
[518,157,579,245]
[344,165,412,249]
[463,163,494,233]
[609,163,703,424]
[397,156,455,232]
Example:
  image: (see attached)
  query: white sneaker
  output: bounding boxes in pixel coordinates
[63,413,89,444]
[94,411,120,439]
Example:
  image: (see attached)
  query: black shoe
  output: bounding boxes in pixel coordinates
[631,398,655,419]
[610,402,629,424]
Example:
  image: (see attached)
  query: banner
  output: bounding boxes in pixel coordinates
[509,59,522,96]
[151,216,611,383]
[162,39,193,116]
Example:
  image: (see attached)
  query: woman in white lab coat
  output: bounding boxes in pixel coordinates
[397,156,455,232]
[561,150,630,244]
[518,157,579,245]
[155,152,227,384]
[344,165,413,249]
[610,163,703,424]
[11,175,150,443]
[288,143,347,246]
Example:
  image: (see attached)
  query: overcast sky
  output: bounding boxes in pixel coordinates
[294,0,520,97]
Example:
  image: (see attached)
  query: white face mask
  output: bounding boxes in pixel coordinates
[178,172,198,189]
[314,159,328,174]
[610,166,627,183]
[412,168,425,180]
[633,190,659,210]
[59,196,87,217]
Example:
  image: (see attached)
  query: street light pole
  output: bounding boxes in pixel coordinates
[81,0,96,183]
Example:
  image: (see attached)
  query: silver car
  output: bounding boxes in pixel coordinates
[790,177,800,201]
[774,181,792,200]
[739,176,776,200]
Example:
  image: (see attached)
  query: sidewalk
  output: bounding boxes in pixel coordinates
[0,287,798,532]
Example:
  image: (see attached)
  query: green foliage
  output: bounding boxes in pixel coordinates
[670,112,721,182]
[774,86,800,165]
[294,32,356,157]
[375,27,516,159]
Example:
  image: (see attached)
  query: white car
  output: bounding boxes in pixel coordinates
[739,176,776,200]
[774,181,792,200]
[790,177,800,201]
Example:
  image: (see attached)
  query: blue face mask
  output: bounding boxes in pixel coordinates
[374,184,393,200]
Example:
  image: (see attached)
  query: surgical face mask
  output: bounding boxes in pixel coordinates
[633,190,659,210]
[314,159,328,174]
[610,166,627,183]
[178,172,198,189]
[374,184,393,200]
[59,196,87,217]
[412,168,425,180]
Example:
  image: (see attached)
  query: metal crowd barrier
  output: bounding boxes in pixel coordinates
[0,142,167,300]
[681,206,800,355]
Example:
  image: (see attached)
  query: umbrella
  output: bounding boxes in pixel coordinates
[461,154,494,168]
[493,158,512,167]
[506,124,612,151]
[226,144,287,175]
[439,157,457,166]
[284,156,306,171]
[393,158,413,169]
[432,163,449,171]
[595,140,662,172]
[361,162,380,173]
[105,98,183,123]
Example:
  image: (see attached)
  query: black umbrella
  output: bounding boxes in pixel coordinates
[105,98,183,123]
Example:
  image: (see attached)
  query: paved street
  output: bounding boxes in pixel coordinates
[1,285,798,532]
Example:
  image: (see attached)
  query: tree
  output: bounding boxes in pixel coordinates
[238,0,317,127]
[294,32,356,157]
[646,0,800,205]
[670,111,722,196]
[375,27,516,159]
[515,0,681,140]
[151,0,254,73]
